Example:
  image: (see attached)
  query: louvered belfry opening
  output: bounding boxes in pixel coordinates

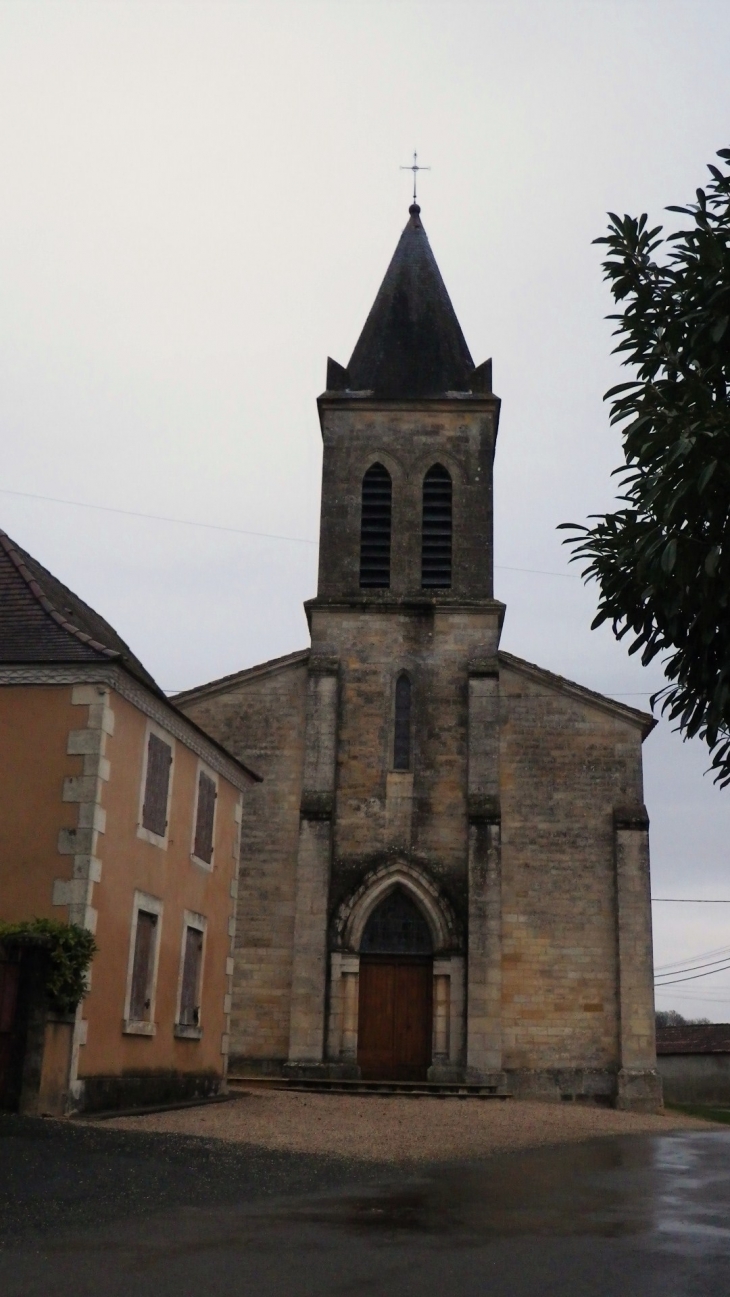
[421,463,452,588]
[359,462,392,588]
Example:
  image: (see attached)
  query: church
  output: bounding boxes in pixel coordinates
[177,202,662,1110]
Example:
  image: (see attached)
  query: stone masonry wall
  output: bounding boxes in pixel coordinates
[178,656,308,1066]
[311,607,501,930]
[316,399,498,603]
[498,658,648,1075]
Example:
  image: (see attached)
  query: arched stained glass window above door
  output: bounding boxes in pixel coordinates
[360,888,433,955]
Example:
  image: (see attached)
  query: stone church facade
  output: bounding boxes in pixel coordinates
[177,203,661,1109]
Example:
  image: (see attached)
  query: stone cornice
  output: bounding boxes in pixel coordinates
[498,651,656,738]
[173,649,310,705]
[317,394,500,414]
[306,597,505,630]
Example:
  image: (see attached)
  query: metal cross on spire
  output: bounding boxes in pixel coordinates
[400,150,430,205]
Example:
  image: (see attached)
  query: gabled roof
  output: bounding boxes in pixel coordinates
[344,204,475,398]
[0,529,162,695]
[173,648,310,706]
[498,650,656,737]
[0,528,261,784]
[657,1024,730,1055]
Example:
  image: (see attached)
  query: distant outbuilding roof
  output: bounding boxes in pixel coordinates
[656,1024,730,1055]
[0,529,162,694]
[344,204,476,399]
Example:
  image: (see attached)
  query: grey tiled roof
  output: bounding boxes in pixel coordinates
[0,529,162,695]
[656,1024,730,1055]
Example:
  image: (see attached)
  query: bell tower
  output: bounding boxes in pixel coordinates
[287,204,506,1084]
[315,202,499,605]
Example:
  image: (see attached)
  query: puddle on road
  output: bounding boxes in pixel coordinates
[279,1132,730,1245]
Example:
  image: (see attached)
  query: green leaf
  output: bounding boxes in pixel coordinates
[698,461,718,491]
[705,546,721,576]
[661,539,678,573]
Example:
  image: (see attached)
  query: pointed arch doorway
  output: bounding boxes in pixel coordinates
[357,888,433,1081]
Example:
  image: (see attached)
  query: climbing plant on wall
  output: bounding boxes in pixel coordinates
[0,919,97,1015]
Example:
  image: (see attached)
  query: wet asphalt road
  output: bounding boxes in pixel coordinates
[1,1115,729,1296]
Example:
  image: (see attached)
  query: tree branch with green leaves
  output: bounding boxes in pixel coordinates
[560,150,730,784]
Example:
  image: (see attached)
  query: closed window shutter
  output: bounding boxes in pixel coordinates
[193,772,217,864]
[142,734,172,836]
[179,926,203,1026]
[130,911,156,1020]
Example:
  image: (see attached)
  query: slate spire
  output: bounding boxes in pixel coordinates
[345,204,475,399]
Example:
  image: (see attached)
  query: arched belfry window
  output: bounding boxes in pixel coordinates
[421,464,452,589]
[393,673,411,771]
[360,888,433,955]
[359,463,392,588]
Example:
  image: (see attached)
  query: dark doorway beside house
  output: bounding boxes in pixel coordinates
[357,888,433,1081]
[0,949,40,1111]
[0,953,23,1110]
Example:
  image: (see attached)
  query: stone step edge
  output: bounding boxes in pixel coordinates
[227,1075,512,1097]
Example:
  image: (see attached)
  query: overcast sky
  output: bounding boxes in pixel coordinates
[1,0,729,1017]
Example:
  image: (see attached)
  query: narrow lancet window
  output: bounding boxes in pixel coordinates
[421,464,452,588]
[359,463,392,588]
[393,673,411,771]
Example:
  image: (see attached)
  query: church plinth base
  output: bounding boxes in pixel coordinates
[504,1068,618,1105]
[428,1064,466,1084]
[283,1061,361,1081]
[464,1068,509,1091]
[616,1068,663,1112]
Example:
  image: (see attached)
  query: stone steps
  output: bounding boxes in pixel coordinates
[227,1075,511,1099]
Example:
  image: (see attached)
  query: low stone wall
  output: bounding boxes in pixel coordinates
[658,1053,730,1105]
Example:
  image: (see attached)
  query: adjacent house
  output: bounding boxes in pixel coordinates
[0,529,259,1114]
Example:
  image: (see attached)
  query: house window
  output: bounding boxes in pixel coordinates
[139,729,174,844]
[421,464,452,588]
[175,913,206,1039]
[192,768,217,868]
[359,462,392,588]
[124,891,163,1035]
[393,673,411,771]
[130,913,157,1020]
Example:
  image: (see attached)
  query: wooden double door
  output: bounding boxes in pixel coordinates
[357,956,433,1081]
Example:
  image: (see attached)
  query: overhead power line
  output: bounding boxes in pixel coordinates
[655,960,730,987]
[653,944,730,975]
[654,990,730,1003]
[655,955,730,979]
[0,487,318,547]
[0,487,582,580]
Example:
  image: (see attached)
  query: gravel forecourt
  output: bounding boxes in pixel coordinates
[104,1090,713,1163]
